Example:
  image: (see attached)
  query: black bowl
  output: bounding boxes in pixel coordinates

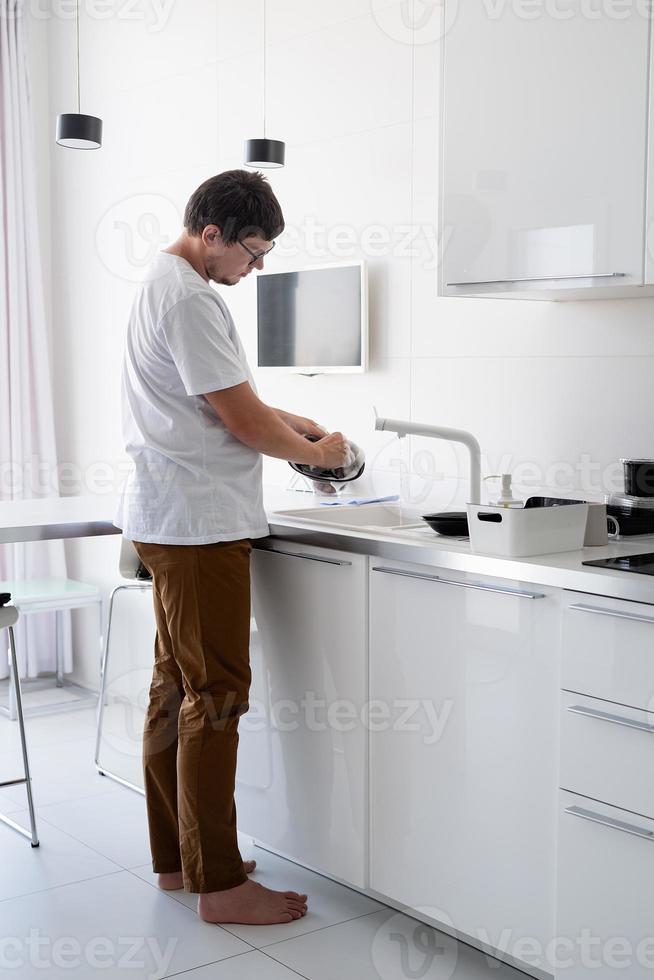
[422,512,469,536]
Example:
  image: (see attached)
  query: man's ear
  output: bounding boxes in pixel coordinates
[203,224,222,245]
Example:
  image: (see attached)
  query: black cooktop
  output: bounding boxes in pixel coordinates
[583,553,654,575]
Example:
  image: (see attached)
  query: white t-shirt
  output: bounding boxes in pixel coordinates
[114,252,269,544]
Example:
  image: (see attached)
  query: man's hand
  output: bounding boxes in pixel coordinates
[311,431,349,470]
[274,409,349,469]
[274,409,327,439]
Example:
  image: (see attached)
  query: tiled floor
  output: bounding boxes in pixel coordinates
[0,704,528,979]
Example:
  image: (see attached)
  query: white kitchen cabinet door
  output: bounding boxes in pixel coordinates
[441,4,649,298]
[556,791,654,979]
[369,562,560,973]
[646,22,654,284]
[236,543,368,888]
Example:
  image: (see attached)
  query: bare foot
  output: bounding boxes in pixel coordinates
[158,859,257,891]
[158,871,184,891]
[197,879,308,924]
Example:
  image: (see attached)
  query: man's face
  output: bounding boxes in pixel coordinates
[202,226,273,286]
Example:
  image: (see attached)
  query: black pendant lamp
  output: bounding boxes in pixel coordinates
[56,0,102,149]
[244,0,285,168]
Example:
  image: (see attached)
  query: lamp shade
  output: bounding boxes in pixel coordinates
[244,138,285,168]
[56,113,103,149]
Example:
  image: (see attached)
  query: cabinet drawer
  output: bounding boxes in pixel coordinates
[556,791,654,979]
[560,692,654,819]
[562,594,654,711]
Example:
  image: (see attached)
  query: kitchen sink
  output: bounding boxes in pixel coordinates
[271,503,425,533]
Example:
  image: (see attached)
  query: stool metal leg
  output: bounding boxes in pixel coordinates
[94,584,147,796]
[55,610,64,688]
[0,626,39,846]
[7,645,17,721]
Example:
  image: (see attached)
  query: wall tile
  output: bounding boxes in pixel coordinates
[61,0,219,104]
[217,0,264,61]
[411,356,654,497]
[266,0,403,46]
[265,12,413,145]
[93,63,218,182]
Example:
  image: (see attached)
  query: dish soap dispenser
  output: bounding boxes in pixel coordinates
[484,474,524,508]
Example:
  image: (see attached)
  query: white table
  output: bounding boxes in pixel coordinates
[0,495,121,717]
[0,495,121,544]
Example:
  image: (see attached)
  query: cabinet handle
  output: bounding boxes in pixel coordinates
[568,602,654,627]
[371,566,544,598]
[565,805,654,843]
[446,273,627,287]
[259,548,351,567]
[566,703,654,736]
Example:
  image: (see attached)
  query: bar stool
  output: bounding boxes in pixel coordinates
[94,538,151,795]
[0,578,103,720]
[0,595,39,846]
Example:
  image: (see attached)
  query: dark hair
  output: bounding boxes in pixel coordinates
[183,170,284,243]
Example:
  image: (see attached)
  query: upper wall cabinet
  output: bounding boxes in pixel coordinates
[440,3,652,300]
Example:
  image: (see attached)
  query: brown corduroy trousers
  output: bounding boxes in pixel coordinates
[133,538,253,894]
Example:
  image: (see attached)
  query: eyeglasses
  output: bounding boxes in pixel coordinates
[238,239,276,266]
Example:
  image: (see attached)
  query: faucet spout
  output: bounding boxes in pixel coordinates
[375,416,482,505]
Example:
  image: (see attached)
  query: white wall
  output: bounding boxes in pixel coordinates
[27,0,654,684]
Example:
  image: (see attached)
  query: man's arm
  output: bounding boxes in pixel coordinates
[203,382,347,469]
[271,407,326,439]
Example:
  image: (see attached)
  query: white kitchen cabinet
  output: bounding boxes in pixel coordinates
[369,561,560,974]
[556,791,654,979]
[236,542,368,888]
[441,3,650,299]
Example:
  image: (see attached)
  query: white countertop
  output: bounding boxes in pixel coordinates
[264,486,654,605]
[2,488,654,605]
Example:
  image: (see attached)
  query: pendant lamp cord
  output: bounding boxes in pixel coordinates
[262,0,266,137]
[76,0,81,113]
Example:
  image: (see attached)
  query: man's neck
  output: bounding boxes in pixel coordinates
[163,236,209,282]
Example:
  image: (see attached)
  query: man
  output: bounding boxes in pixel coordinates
[114,170,347,925]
